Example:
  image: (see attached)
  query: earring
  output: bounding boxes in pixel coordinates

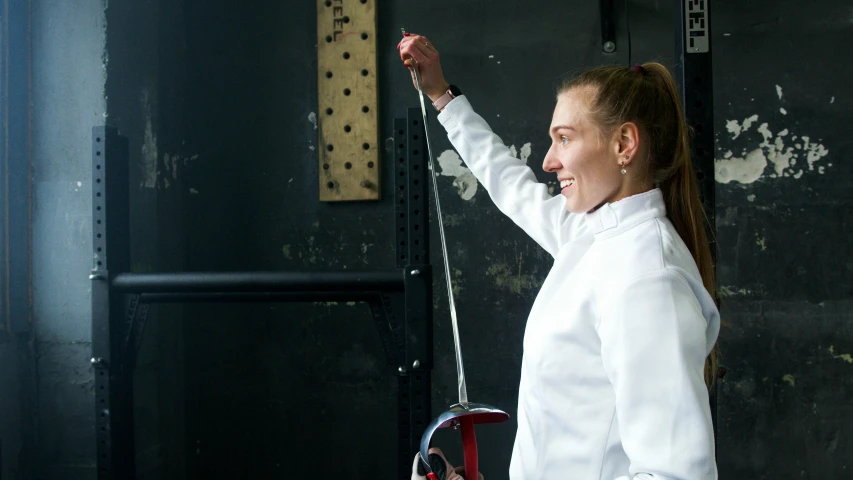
[621,155,628,175]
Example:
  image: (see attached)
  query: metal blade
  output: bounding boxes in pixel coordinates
[403,28,468,405]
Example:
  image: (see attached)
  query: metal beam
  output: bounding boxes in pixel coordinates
[111,270,404,294]
[675,0,718,445]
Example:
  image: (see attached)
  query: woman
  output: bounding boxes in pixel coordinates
[399,33,720,480]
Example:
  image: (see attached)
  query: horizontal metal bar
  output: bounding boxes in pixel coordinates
[138,291,381,304]
[111,271,405,294]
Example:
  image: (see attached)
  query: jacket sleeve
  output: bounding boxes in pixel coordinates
[596,269,718,480]
[437,96,586,257]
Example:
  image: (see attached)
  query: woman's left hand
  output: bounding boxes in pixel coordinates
[397,33,450,102]
[411,448,484,480]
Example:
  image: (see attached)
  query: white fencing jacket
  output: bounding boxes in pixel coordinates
[436,96,720,480]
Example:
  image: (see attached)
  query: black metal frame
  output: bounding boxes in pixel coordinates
[675,0,718,439]
[92,109,433,480]
[599,0,617,53]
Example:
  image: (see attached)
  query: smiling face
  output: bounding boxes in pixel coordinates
[543,88,643,214]
[544,89,622,213]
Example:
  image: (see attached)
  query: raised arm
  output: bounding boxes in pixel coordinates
[437,97,579,256]
[398,33,584,257]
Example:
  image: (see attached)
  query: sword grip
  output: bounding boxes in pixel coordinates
[460,417,478,480]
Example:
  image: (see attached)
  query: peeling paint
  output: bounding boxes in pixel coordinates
[726,114,758,139]
[719,286,751,297]
[519,142,532,162]
[747,194,756,202]
[443,214,465,227]
[485,261,543,294]
[782,374,795,387]
[451,268,464,296]
[437,150,479,201]
[776,85,783,100]
[716,102,830,184]
[755,233,767,251]
[453,171,478,201]
[829,346,853,364]
[189,188,199,194]
[830,96,835,103]
[308,112,318,130]
[779,108,787,115]
[715,148,767,184]
[437,150,468,177]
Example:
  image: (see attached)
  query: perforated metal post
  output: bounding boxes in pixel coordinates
[394,110,432,479]
[92,127,132,480]
[676,0,718,441]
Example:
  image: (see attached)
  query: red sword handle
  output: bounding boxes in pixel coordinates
[461,416,478,480]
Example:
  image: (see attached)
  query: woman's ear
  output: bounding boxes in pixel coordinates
[615,122,640,165]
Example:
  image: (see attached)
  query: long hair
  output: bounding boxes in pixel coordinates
[560,63,719,388]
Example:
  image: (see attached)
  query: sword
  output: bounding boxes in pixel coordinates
[402,28,508,480]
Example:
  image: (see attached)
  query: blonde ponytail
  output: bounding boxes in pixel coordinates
[561,63,719,387]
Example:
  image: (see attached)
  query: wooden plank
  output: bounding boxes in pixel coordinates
[316,0,380,202]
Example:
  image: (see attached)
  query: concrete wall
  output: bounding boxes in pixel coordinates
[29,0,106,478]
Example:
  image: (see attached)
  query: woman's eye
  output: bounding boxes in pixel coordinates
[560,136,569,146]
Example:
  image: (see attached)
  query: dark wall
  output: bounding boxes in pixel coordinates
[97,0,851,479]
[711,1,852,477]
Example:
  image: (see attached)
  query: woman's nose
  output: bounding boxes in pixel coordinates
[542,145,560,173]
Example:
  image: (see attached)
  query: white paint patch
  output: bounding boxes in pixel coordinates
[308,112,318,130]
[189,188,199,194]
[725,119,742,139]
[507,143,533,162]
[726,115,758,139]
[437,150,469,177]
[829,346,853,364]
[742,114,759,131]
[488,55,494,58]
[747,194,756,202]
[719,285,758,297]
[757,123,773,144]
[519,143,532,163]
[830,96,835,103]
[782,374,795,387]
[309,146,316,151]
[776,85,783,100]
[453,171,478,201]
[717,99,830,184]
[723,32,731,36]
[715,148,767,184]
[780,108,787,115]
[140,88,158,189]
[77,181,82,187]
[437,150,479,201]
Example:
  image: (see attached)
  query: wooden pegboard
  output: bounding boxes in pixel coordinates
[316,0,380,202]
